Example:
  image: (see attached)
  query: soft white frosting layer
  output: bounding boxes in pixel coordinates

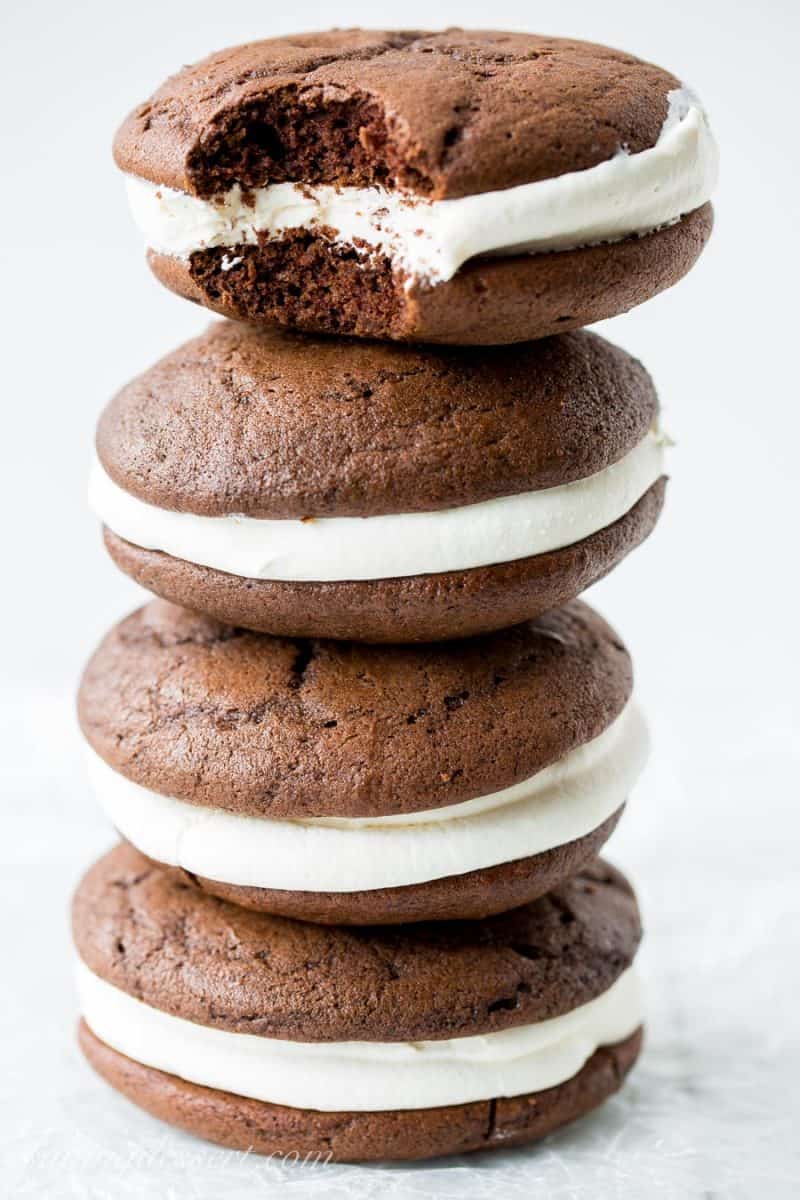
[85,701,647,892]
[125,88,716,284]
[76,961,642,1111]
[90,429,664,583]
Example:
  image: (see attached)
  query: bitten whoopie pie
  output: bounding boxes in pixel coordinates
[115,28,717,344]
[90,322,667,643]
[77,598,648,925]
[74,843,643,1162]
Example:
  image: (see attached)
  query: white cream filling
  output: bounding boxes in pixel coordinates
[90,428,664,583]
[85,701,647,893]
[125,87,717,285]
[76,960,642,1111]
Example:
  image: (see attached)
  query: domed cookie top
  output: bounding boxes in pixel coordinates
[116,29,681,199]
[96,322,657,518]
[91,323,667,642]
[78,598,633,821]
[115,28,717,344]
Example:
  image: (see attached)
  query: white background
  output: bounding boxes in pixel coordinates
[1,1,798,1197]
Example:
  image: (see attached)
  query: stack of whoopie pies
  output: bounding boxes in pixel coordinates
[74,30,717,1163]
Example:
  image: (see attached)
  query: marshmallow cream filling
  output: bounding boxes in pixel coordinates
[76,960,642,1111]
[85,700,647,892]
[90,428,665,583]
[125,87,717,285]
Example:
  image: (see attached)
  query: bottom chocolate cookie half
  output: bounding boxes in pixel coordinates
[103,480,665,643]
[176,808,623,925]
[79,1021,643,1163]
[147,203,712,346]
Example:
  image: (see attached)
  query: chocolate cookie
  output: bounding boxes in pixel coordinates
[115,28,717,344]
[74,845,644,1161]
[91,321,667,642]
[77,599,648,924]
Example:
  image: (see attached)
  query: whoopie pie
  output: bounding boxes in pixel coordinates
[91,321,667,643]
[115,28,717,344]
[77,598,647,926]
[74,843,643,1161]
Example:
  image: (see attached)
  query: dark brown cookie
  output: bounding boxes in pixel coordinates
[73,845,642,1041]
[97,323,657,517]
[77,598,632,820]
[94,322,666,641]
[79,1020,642,1162]
[103,481,664,643]
[114,30,681,199]
[115,29,714,343]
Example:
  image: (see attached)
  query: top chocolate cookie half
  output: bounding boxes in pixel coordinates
[116,28,718,343]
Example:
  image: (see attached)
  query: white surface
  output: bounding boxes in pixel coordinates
[0,0,798,1197]
[77,963,642,1111]
[124,87,717,280]
[89,429,665,581]
[83,701,647,890]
